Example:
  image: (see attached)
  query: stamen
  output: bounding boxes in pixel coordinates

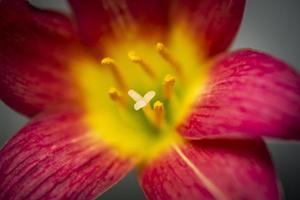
[163,74,176,100]
[156,42,183,77]
[128,51,156,78]
[108,87,121,101]
[101,57,127,91]
[108,87,123,101]
[153,101,165,128]
[108,87,127,107]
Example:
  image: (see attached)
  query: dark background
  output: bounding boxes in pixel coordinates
[0,0,300,199]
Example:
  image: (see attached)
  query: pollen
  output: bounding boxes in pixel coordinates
[108,87,121,101]
[127,51,142,62]
[108,87,126,106]
[101,57,115,65]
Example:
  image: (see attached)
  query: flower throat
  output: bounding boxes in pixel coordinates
[101,42,183,130]
[72,26,209,161]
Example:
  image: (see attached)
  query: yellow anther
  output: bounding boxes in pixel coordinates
[128,51,156,78]
[101,57,115,65]
[153,101,165,128]
[101,57,127,91]
[156,43,166,52]
[108,87,121,101]
[108,87,126,106]
[128,51,142,62]
[156,42,183,77]
[163,74,176,100]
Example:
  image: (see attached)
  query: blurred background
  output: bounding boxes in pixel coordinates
[0,0,300,199]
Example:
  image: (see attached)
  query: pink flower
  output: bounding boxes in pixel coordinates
[0,0,299,199]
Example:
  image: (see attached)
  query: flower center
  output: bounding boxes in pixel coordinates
[101,42,183,131]
[72,25,209,162]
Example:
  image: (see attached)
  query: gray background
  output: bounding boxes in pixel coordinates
[1,0,300,199]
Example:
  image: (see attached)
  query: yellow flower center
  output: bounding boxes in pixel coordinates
[72,24,210,162]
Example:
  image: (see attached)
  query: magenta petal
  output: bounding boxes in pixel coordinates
[170,0,246,56]
[140,139,280,200]
[68,0,168,48]
[0,0,80,117]
[179,49,300,140]
[0,108,133,200]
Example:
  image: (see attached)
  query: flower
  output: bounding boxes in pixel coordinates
[0,0,299,199]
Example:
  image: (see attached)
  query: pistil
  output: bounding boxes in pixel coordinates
[128,89,156,111]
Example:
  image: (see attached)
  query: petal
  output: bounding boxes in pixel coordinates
[170,0,246,56]
[0,0,81,117]
[0,108,133,199]
[179,49,300,140]
[68,0,169,47]
[140,139,280,200]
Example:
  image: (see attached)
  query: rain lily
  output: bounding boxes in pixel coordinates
[1,0,300,199]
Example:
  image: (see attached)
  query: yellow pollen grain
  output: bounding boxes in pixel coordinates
[163,74,176,100]
[128,51,156,79]
[108,87,126,106]
[156,42,183,78]
[101,57,127,91]
[153,101,165,129]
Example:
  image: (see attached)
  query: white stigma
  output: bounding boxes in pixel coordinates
[128,89,156,111]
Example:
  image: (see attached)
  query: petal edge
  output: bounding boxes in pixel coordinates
[0,108,133,200]
[140,139,280,200]
[179,49,300,140]
[0,0,81,116]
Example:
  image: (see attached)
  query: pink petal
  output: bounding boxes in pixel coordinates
[140,139,280,200]
[169,0,246,56]
[68,0,168,48]
[0,108,133,200]
[0,0,81,117]
[179,49,300,140]
[68,0,245,56]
